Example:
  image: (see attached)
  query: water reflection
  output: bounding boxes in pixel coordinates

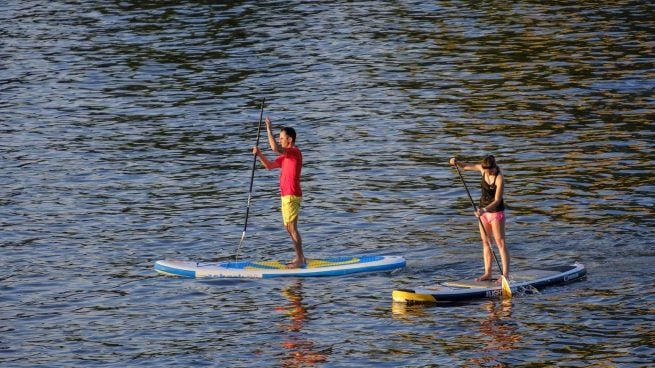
[391,299,520,367]
[391,300,433,319]
[468,299,520,368]
[275,280,328,367]
[1,0,653,366]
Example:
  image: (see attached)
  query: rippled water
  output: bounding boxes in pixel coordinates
[2,1,654,366]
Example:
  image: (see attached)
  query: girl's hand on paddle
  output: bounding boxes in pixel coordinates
[252,146,261,155]
[449,157,458,166]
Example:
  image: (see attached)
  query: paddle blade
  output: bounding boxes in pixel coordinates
[501,275,513,299]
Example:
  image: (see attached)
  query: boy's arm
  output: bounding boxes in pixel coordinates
[265,117,285,155]
[253,146,280,170]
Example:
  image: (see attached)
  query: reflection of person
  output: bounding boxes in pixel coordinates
[253,117,305,268]
[470,299,519,366]
[281,282,307,332]
[449,155,509,282]
[276,281,328,366]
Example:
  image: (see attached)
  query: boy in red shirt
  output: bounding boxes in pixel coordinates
[253,117,305,268]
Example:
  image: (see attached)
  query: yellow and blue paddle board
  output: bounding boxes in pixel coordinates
[155,255,406,278]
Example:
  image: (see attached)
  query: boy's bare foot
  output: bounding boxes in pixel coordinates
[286,259,306,269]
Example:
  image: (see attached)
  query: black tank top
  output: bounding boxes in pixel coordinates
[480,174,505,212]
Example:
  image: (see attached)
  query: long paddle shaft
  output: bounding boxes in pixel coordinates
[453,164,505,277]
[235,99,265,261]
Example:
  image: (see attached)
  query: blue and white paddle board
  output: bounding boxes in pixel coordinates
[155,255,406,278]
[392,262,586,303]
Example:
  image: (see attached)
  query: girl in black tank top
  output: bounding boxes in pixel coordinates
[480,173,505,212]
[449,154,510,282]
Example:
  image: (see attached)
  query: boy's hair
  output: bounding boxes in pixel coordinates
[281,127,296,142]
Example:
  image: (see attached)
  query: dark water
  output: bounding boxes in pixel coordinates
[2,1,654,366]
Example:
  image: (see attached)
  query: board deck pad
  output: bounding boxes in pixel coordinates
[443,269,562,288]
[155,255,406,278]
[235,257,361,270]
[393,263,586,303]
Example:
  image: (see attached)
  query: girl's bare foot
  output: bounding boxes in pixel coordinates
[476,274,492,282]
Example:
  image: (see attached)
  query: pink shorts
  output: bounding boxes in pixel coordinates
[481,211,505,225]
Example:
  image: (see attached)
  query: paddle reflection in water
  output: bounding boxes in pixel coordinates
[275,280,328,367]
[469,299,521,367]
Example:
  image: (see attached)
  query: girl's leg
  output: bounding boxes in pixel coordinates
[477,221,493,281]
[491,217,509,278]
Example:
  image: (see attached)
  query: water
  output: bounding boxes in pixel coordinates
[1,1,654,366]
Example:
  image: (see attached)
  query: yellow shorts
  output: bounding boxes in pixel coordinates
[281,195,302,225]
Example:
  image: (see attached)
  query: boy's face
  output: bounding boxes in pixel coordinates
[279,131,293,148]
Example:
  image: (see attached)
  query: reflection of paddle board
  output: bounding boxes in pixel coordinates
[392,263,586,303]
[155,255,406,278]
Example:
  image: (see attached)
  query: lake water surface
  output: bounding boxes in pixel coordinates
[2,1,654,366]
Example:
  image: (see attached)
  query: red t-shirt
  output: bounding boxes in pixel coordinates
[274,146,302,197]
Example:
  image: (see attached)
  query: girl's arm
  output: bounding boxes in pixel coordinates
[449,157,482,172]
